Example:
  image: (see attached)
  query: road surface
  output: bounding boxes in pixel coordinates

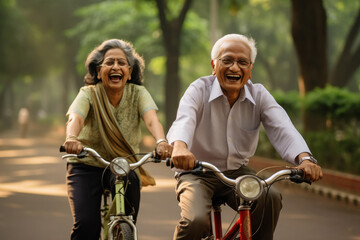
[0,128,360,240]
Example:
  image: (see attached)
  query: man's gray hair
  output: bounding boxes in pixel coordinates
[211,34,257,63]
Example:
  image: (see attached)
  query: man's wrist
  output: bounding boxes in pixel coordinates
[299,155,318,165]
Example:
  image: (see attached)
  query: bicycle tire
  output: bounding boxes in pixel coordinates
[113,222,134,240]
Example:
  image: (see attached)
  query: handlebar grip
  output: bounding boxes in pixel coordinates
[165,158,173,167]
[59,145,66,152]
[59,145,87,159]
[290,169,311,185]
[165,159,200,170]
[292,168,304,177]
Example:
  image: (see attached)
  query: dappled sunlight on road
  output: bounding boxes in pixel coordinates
[0,129,65,148]
[12,169,45,177]
[0,180,67,198]
[141,178,176,192]
[0,138,35,147]
[4,156,59,165]
[0,149,38,158]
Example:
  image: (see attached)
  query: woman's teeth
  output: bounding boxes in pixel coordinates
[109,74,123,81]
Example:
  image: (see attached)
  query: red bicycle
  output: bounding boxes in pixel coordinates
[181,161,310,240]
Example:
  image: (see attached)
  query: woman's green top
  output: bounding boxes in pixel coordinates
[66,83,158,167]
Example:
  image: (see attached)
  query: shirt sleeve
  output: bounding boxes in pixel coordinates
[66,87,91,120]
[138,86,158,116]
[259,86,311,165]
[167,81,203,147]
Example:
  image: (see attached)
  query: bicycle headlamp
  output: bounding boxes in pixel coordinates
[235,175,263,201]
[110,157,130,176]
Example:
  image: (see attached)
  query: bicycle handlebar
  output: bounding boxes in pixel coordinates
[182,160,311,187]
[59,146,165,173]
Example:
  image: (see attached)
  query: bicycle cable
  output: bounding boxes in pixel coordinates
[250,175,270,238]
[250,173,289,238]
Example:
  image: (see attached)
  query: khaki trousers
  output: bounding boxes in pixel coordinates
[173,166,282,240]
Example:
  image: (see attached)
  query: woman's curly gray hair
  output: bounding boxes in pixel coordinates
[84,39,145,85]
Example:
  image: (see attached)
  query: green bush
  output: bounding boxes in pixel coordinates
[256,87,360,175]
[305,85,360,124]
[304,130,360,175]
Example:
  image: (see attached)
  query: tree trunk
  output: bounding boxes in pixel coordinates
[291,0,328,132]
[155,0,193,130]
[165,38,181,130]
[291,0,327,95]
[0,80,9,130]
[330,8,360,87]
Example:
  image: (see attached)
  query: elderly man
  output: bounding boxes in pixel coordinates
[167,34,323,240]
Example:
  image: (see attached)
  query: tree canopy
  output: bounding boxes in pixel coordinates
[0,0,359,131]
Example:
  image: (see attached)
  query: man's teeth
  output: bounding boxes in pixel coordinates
[226,75,241,80]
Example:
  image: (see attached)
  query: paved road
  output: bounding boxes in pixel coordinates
[1,129,360,240]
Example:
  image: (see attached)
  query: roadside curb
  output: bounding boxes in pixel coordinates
[301,183,360,206]
[249,156,360,207]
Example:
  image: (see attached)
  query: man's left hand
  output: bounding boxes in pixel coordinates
[297,160,323,182]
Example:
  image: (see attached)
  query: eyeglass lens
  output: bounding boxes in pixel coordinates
[102,58,129,67]
[220,57,250,68]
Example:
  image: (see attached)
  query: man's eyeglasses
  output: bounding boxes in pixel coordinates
[218,57,251,69]
[101,58,130,68]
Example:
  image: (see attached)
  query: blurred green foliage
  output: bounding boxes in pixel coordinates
[257,86,360,175]
[0,0,359,175]
[305,85,360,123]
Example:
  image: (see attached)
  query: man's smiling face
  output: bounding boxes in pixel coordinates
[211,40,253,100]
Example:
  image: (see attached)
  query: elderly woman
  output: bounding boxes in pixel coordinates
[63,39,172,240]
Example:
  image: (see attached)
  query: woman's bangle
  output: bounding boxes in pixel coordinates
[66,135,78,141]
[156,138,168,145]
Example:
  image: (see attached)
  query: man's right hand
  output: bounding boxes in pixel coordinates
[171,141,196,170]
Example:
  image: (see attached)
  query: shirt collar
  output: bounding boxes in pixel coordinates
[209,77,256,105]
[209,77,223,102]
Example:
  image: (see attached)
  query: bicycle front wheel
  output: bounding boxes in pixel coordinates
[113,222,134,240]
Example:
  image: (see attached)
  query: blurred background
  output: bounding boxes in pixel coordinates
[0,0,359,175]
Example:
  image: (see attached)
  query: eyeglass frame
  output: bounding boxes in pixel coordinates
[100,57,131,68]
[218,57,252,69]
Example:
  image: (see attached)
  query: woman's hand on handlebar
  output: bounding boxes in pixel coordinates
[155,141,173,160]
[171,141,196,170]
[63,137,83,155]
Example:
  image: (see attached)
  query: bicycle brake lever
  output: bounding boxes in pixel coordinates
[191,167,204,174]
[77,150,87,159]
[191,160,203,174]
